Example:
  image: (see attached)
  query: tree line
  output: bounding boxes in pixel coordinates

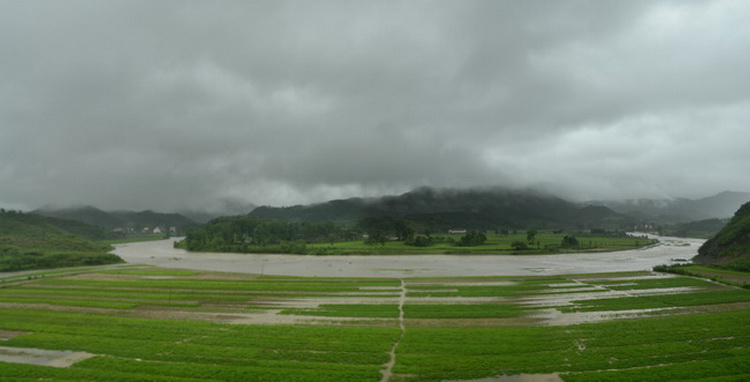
[180,215,502,254]
[179,216,358,253]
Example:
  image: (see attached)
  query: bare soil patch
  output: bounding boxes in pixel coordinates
[0,329,28,341]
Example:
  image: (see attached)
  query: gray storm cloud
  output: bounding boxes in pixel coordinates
[1,0,749,211]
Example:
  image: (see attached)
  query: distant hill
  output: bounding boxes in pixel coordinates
[34,205,125,229]
[0,210,122,272]
[251,187,633,231]
[694,201,750,270]
[178,200,257,223]
[669,218,729,239]
[34,206,197,232]
[109,210,196,231]
[593,191,750,223]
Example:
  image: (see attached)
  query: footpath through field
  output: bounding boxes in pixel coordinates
[380,279,406,382]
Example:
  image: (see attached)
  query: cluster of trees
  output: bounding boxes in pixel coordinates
[180,216,357,252]
[357,216,491,248]
[0,249,123,272]
[358,216,415,246]
[405,235,434,247]
[183,213,623,254]
[561,235,580,248]
[183,214,502,253]
[456,231,487,247]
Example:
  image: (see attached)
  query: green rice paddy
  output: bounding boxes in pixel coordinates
[0,267,748,381]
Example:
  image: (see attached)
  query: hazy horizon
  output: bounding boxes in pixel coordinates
[15,187,750,216]
[2,1,750,212]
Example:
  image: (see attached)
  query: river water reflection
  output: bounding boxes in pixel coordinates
[113,234,703,277]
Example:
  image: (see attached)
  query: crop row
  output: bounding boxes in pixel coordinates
[587,276,717,290]
[392,310,750,381]
[404,303,526,319]
[35,277,400,293]
[562,289,750,312]
[0,285,252,302]
[0,270,748,381]
[280,304,400,318]
[0,307,397,381]
[406,277,581,298]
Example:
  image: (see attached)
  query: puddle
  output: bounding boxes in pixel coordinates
[0,346,96,367]
[519,286,702,308]
[445,373,563,382]
[140,276,176,279]
[414,281,517,287]
[531,307,680,326]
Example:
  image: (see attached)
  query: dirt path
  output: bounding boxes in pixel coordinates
[380,279,406,382]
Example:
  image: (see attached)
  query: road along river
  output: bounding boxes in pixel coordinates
[113,235,703,277]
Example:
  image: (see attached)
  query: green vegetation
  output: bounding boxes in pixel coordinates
[661,218,729,239]
[179,216,356,253]
[654,263,750,289]
[34,205,197,234]
[310,232,653,255]
[395,311,750,381]
[0,210,122,272]
[695,201,750,268]
[0,269,748,381]
[99,233,169,245]
[180,215,655,255]
[455,231,487,247]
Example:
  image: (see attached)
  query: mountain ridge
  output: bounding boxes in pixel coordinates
[250,187,633,231]
[591,191,750,223]
[34,206,197,233]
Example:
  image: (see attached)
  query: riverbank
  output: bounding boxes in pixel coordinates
[113,235,704,278]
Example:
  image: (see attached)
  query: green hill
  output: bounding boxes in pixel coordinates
[34,206,197,234]
[694,201,750,271]
[0,210,123,272]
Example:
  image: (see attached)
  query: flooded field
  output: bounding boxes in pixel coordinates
[1,267,747,381]
[5,235,747,381]
[113,235,703,277]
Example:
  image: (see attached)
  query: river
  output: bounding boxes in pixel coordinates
[112,235,703,277]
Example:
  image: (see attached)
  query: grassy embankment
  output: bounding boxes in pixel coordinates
[176,232,656,255]
[0,267,748,381]
[304,232,656,255]
[655,263,750,289]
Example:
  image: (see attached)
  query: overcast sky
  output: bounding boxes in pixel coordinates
[1,0,749,212]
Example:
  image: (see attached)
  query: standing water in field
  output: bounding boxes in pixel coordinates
[113,235,703,277]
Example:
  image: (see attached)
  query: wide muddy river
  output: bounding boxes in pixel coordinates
[113,235,703,277]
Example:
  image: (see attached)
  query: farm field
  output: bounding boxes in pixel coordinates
[260,232,657,256]
[0,267,748,381]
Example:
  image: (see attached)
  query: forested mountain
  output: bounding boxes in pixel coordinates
[250,187,633,231]
[694,201,750,270]
[0,210,122,271]
[593,191,750,224]
[178,199,257,223]
[34,206,197,232]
